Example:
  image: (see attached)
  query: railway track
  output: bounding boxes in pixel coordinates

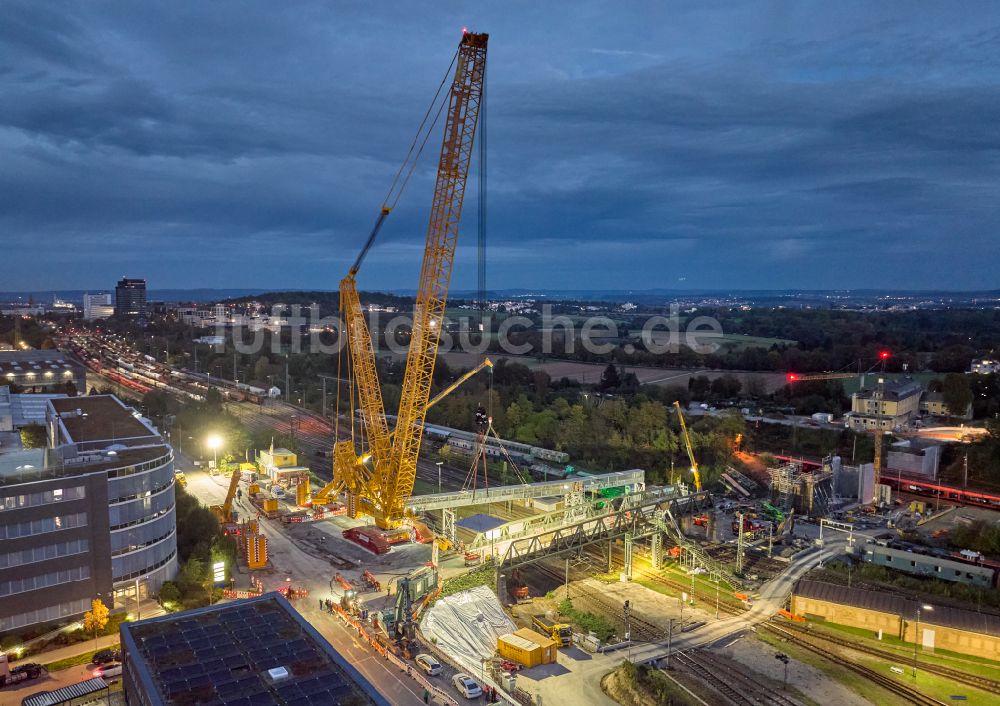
[526,561,667,642]
[764,623,948,706]
[768,619,1000,696]
[589,545,748,618]
[670,650,802,706]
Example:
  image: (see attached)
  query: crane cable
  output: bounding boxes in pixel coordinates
[477,62,488,321]
[382,49,458,211]
[349,49,457,277]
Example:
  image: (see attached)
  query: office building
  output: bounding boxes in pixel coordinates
[83,292,114,320]
[0,351,86,394]
[115,278,147,319]
[0,395,177,636]
[120,592,390,706]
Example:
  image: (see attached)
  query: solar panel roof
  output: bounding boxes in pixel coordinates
[120,592,389,705]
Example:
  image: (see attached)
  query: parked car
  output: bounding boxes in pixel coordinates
[415,653,442,676]
[93,662,123,679]
[452,673,482,699]
[91,649,121,665]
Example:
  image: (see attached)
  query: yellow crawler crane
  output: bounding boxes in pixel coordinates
[320,32,488,528]
[673,400,702,492]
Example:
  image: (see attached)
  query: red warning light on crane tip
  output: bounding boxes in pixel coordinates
[462,26,468,34]
[787,373,798,381]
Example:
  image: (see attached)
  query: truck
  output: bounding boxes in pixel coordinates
[531,615,573,647]
[0,657,46,687]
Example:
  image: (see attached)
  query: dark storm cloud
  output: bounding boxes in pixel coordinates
[1,1,998,291]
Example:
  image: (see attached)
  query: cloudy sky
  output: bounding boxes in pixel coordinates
[3,1,998,292]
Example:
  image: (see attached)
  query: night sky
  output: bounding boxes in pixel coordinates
[3,2,998,292]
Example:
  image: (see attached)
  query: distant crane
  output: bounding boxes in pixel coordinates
[673,401,702,492]
[788,351,892,506]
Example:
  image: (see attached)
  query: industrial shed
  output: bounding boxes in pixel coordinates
[791,579,1000,661]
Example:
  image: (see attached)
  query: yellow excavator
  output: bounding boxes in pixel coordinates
[673,400,702,492]
[311,32,490,528]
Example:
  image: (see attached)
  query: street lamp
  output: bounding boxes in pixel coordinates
[206,434,223,469]
[774,653,789,689]
[436,461,443,493]
[912,604,933,678]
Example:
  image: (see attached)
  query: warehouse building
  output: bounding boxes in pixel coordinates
[0,351,86,395]
[120,592,390,706]
[791,579,1000,661]
[0,395,176,637]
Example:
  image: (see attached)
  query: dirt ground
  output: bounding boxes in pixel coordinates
[915,505,1000,543]
[714,633,872,706]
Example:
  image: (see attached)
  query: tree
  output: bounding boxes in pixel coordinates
[253,355,272,383]
[20,423,47,449]
[599,363,621,391]
[941,373,973,418]
[159,581,181,606]
[83,598,110,638]
[142,390,171,420]
[688,375,711,397]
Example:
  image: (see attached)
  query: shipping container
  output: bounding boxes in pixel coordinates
[497,628,557,668]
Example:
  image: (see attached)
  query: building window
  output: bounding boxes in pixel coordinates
[0,486,85,511]
[0,565,91,597]
[0,512,87,539]
[0,539,89,568]
[0,597,91,632]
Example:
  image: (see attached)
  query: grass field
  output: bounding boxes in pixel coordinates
[628,330,797,351]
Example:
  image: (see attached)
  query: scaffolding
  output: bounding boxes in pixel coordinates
[767,461,833,516]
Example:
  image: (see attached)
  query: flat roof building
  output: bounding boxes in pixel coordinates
[0,395,177,637]
[0,351,86,395]
[120,592,390,706]
[83,292,114,321]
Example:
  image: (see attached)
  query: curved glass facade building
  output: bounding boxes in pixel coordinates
[0,395,179,636]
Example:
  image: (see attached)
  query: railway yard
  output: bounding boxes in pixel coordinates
[52,327,1000,706]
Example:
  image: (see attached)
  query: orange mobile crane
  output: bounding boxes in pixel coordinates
[312,32,489,528]
[210,466,242,527]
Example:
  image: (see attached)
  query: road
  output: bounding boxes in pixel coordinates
[183,466,463,705]
[0,665,109,706]
[515,536,849,706]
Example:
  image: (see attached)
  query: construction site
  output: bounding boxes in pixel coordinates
[17,27,996,706]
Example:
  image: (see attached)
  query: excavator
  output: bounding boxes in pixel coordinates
[309,31,490,528]
[673,400,703,492]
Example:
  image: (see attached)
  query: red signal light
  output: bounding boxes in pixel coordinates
[879,351,891,359]
[787,374,798,381]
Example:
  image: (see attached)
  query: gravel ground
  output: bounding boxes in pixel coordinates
[714,633,872,706]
